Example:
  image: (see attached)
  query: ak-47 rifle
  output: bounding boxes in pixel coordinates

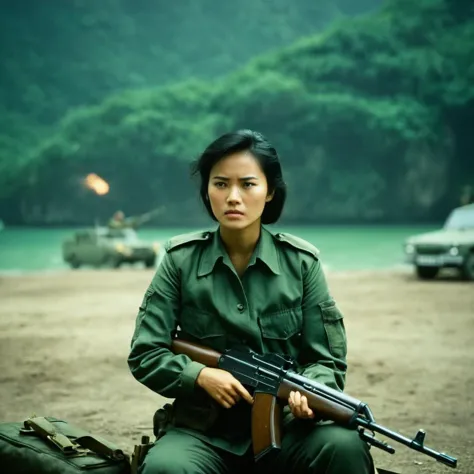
[171,338,457,468]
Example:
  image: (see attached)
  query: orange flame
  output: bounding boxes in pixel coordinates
[84,173,109,195]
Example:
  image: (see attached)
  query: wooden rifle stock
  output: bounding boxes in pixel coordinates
[172,338,221,368]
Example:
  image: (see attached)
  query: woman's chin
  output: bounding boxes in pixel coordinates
[218,217,264,233]
[219,220,247,230]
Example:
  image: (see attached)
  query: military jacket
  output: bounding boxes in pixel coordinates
[128,226,348,455]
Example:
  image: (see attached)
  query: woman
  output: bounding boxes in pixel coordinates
[128,129,374,474]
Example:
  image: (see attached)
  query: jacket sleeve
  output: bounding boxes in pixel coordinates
[297,258,347,392]
[127,251,206,398]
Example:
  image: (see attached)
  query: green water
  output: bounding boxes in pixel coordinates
[0,225,438,273]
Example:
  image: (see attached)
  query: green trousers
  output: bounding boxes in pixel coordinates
[139,421,374,474]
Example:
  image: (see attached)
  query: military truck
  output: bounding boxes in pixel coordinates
[62,227,160,269]
[403,203,474,280]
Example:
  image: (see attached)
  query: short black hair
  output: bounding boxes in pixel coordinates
[191,129,287,224]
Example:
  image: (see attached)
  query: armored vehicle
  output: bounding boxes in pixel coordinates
[62,227,160,269]
[403,203,474,280]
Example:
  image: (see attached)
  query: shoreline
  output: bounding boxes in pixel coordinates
[0,264,465,283]
[0,263,416,276]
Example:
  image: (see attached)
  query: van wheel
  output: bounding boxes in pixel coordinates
[70,256,81,269]
[461,253,474,281]
[416,266,438,280]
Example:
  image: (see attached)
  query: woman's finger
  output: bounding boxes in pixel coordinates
[289,391,299,417]
[300,395,314,418]
[288,391,296,411]
[234,381,254,404]
[224,386,240,403]
[293,391,303,417]
[219,393,236,408]
[294,391,302,407]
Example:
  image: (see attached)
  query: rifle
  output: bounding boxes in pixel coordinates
[171,338,457,468]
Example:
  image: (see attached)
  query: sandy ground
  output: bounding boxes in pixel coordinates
[0,267,473,474]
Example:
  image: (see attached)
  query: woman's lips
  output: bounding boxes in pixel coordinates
[225,211,244,217]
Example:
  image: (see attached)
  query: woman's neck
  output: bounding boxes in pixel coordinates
[219,223,261,258]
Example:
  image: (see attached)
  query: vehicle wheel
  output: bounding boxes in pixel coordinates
[416,266,439,280]
[69,256,81,269]
[461,253,474,281]
[144,257,156,268]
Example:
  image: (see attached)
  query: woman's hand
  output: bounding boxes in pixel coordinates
[196,367,254,409]
[288,391,315,419]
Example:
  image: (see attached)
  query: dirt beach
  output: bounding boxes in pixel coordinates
[0,268,473,473]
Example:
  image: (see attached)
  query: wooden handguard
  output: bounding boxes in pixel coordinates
[251,393,282,461]
[277,379,355,424]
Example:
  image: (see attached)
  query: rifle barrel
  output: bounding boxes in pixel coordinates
[357,418,457,468]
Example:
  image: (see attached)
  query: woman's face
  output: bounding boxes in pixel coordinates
[207,151,273,232]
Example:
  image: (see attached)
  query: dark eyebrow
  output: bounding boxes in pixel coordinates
[212,176,259,181]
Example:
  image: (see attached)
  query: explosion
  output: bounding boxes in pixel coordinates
[84,173,109,195]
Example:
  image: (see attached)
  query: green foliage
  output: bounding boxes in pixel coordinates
[1,0,375,125]
[2,0,473,224]
[1,0,383,222]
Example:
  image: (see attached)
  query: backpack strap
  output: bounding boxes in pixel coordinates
[22,417,76,454]
[74,434,127,461]
[22,416,126,461]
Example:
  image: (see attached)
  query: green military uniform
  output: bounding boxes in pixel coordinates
[128,227,374,474]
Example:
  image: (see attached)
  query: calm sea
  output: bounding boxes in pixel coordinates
[0,225,437,274]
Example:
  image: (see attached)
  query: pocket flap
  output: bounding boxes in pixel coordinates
[259,307,302,340]
[180,307,225,339]
[318,299,346,357]
[319,300,343,323]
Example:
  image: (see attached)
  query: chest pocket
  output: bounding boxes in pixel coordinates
[179,306,226,351]
[258,307,303,355]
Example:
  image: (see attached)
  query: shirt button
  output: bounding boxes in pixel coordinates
[236,303,245,312]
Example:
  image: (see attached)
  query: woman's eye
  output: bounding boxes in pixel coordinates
[243,182,255,188]
[215,182,226,188]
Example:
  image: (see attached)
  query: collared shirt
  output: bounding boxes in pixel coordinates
[128,226,347,454]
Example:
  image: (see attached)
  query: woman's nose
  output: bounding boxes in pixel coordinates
[226,186,242,202]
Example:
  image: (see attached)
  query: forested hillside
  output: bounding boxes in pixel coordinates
[1,0,381,125]
[0,0,382,224]
[2,0,472,225]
